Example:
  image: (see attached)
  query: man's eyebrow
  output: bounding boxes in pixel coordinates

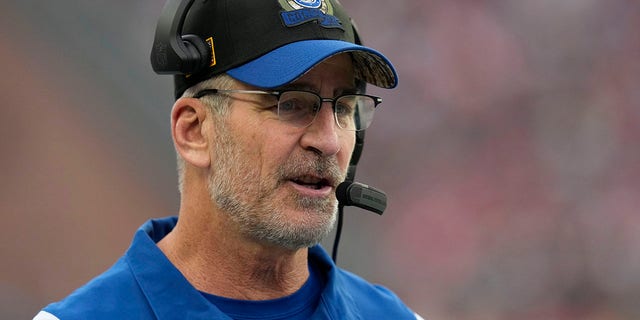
[275,83,359,95]
[274,83,314,92]
[340,87,359,95]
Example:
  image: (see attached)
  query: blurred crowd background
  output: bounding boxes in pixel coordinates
[2,0,639,319]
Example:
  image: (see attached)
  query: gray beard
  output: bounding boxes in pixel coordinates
[207,122,342,250]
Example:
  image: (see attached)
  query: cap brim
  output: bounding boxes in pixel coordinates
[227,40,398,89]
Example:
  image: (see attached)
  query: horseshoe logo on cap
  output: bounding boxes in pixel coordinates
[292,0,322,8]
[283,0,330,14]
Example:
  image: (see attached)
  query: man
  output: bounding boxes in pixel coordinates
[35,0,423,319]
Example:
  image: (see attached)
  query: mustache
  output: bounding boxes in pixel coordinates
[277,154,345,187]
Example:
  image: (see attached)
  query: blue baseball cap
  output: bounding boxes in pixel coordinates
[170,0,398,99]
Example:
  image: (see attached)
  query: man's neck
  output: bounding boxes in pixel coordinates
[157,209,310,300]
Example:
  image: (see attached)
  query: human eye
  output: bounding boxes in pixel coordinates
[278,92,317,117]
[335,96,357,117]
[278,98,303,114]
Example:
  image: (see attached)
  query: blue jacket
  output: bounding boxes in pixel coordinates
[35,217,421,320]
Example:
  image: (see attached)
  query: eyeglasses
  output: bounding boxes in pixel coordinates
[194,89,382,131]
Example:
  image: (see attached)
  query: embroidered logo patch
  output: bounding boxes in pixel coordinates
[278,0,344,29]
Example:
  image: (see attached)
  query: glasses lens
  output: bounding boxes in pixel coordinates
[278,91,320,127]
[336,95,376,131]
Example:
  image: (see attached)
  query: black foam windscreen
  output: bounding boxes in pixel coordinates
[336,181,386,215]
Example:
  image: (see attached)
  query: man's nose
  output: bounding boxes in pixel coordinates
[299,102,341,157]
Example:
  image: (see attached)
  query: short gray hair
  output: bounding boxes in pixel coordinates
[176,73,235,194]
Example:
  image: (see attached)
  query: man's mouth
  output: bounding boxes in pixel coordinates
[290,175,333,191]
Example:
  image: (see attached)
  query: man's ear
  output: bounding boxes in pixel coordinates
[171,98,211,168]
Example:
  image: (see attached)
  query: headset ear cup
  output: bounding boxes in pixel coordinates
[180,34,211,74]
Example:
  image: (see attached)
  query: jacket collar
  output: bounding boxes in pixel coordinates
[126,217,230,319]
[308,245,362,319]
[125,217,360,319]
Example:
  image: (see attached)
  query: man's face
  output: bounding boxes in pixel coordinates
[208,54,356,250]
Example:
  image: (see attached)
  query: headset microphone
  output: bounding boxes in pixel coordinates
[336,182,387,215]
[330,22,390,262]
[333,128,388,262]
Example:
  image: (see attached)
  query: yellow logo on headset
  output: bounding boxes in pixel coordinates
[205,37,216,67]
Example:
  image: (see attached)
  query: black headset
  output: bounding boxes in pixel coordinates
[151,0,388,263]
[151,0,210,75]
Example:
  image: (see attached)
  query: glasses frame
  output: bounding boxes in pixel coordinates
[193,89,382,131]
